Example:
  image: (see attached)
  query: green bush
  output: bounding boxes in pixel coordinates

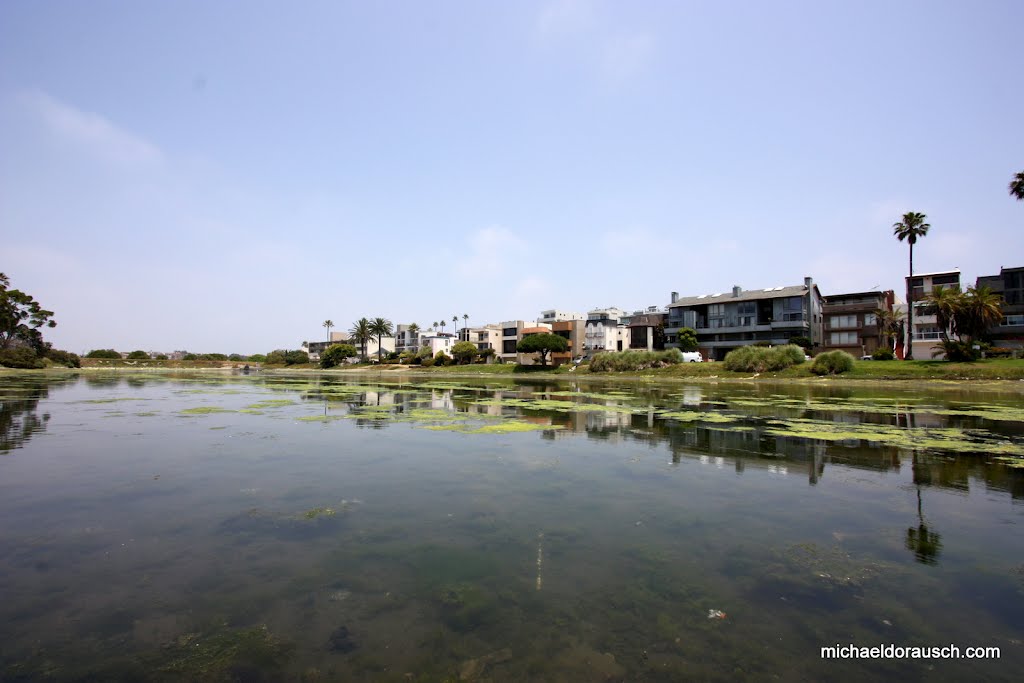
[434,351,452,366]
[675,327,699,351]
[228,354,247,361]
[46,348,81,368]
[588,349,683,372]
[872,347,896,361]
[182,353,199,361]
[810,351,855,375]
[0,347,44,368]
[451,341,479,364]
[723,344,806,372]
[248,354,266,363]
[199,353,228,361]
[86,349,121,359]
[126,350,150,359]
[421,357,436,368]
[788,336,812,350]
[321,343,357,368]
[154,354,168,360]
[986,347,1014,358]
[935,340,978,362]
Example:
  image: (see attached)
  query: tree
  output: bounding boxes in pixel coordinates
[874,309,904,353]
[369,317,393,362]
[956,285,1003,343]
[1009,171,1024,201]
[921,285,964,344]
[126,350,150,359]
[516,333,568,366]
[439,320,446,334]
[452,315,459,337]
[350,318,372,360]
[676,327,699,351]
[451,341,479,364]
[323,319,334,342]
[463,313,469,334]
[86,349,121,359]
[892,212,930,360]
[321,343,358,368]
[0,273,56,354]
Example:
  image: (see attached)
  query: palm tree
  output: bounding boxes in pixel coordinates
[322,319,334,343]
[922,285,963,344]
[350,318,372,360]
[452,315,459,338]
[874,308,904,353]
[439,320,446,334]
[958,286,1003,342]
[407,322,420,352]
[463,313,469,335]
[893,212,931,360]
[369,317,393,362]
[1009,171,1024,201]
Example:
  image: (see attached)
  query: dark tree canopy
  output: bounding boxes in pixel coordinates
[676,327,699,351]
[516,333,568,366]
[451,341,479,364]
[321,343,358,368]
[0,273,56,353]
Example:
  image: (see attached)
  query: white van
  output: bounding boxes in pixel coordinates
[681,351,703,363]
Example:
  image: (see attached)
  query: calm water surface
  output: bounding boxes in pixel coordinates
[1,371,1023,682]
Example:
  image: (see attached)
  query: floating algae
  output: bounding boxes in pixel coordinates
[179,407,235,415]
[302,507,337,519]
[423,421,563,434]
[244,399,297,409]
[473,397,642,414]
[295,415,348,422]
[154,624,293,677]
[659,411,742,423]
[763,417,1024,455]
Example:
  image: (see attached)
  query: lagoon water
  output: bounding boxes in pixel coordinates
[1,371,1022,681]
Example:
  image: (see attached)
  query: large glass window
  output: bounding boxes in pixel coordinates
[782,297,802,311]
[830,314,857,327]
[502,340,517,354]
[864,313,877,326]
[830,331,857,345]
[502,327,517,337]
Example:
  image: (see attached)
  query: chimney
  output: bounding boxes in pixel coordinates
[670,291,679,304]
[732,285,742,298]
[804,276,813,289]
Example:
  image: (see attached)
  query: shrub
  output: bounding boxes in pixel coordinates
[126,350,150,359]
[182,353,199,361]
[46,348,81,368]
[321,343,357,368]
[788,336,812,350]
[676,327,699,352]
[248,354,266,363]
[264,350,287,365]
[588,349,683,372]
[810,351,855,375]
[0,347,44,368]
[722,344,805,372]
[154,354,168,360]
[421,357,436,368]
[986,347,1014,358]
[451,341,479,364]
[872,347,896,361]
[199,353,228,361]
[228,354,247,361]
[86,349,120,359]
[434,351,452,366]
[283,350,309,365]
[934,340,978,362]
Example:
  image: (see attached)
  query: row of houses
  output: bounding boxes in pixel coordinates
[302,265,1024,365]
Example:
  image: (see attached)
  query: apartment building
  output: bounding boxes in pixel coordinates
[665,277,824,360]
[628,312,667,351]
[584,307,628,354]
[976,265,1024,350]
[821,290,896,357]
[516,324,553,365]
[303,331,352,360]
[539,309,585,324]
[394,324,420,354]
[461,325,502,354]
[549,319,585,366]
[901,269,960,359]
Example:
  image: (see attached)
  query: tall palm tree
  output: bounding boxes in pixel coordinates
[439,320,446,334]
[893,212,931,360]
[322,319,334,343]
[1009,171,1024,201]
[350,318,372,360]
[452,315,459,338]
[369,317,393,362]
[463,313,469,333]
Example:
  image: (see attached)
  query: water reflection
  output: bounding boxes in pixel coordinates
[0,376,73,453]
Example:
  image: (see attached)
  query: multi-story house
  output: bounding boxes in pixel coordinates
[628,311,667,351]
[303,331,352,361]
[498,320,531,363]
[461,325,502,355]
[665,277,824,361]
[583,307,628,354]
[900,269,960,359]
[549,319,585,366]
[516,323,553,365]
[976,266,1024,350]
[539,309,585,324]
[394,324,421,354]
[821,290,896,357]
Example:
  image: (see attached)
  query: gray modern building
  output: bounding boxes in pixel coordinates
[665,277,824,360]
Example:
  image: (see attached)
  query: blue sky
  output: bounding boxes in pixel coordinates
[2,0,1021,354]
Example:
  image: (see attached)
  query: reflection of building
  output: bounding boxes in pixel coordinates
[666,278,824,360]
[821,290,896,357]
[976,266,1024,351]
[900,269,960,360]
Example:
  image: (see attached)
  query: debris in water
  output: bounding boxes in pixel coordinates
[707,609,727,620]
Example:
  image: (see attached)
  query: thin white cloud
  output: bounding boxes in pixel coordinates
[20,90,163,166]
[457,225,528,278]
[536,0,595,35]
[601,32,655,83]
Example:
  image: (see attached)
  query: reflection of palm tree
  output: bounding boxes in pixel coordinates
[906,455,942,565]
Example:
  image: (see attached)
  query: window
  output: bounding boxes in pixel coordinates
[782,297,802,311]
[502,327,517,337]
[864,313,876,326]
[830,331,857,345]
[781,312,803,322]
[739,316,754,327]
[737,302,755,315]
[1001,315,1024,327]
[830,314,857,327]
[708,304,725,316]
[502,340,517,354]
[932,274,959,286]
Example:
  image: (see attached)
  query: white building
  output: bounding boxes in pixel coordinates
[538,309,585,324]
[584,307,628,353]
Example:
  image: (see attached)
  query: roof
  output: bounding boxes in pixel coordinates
[823,290,890,301]
[905,269,960,279]
[668,284,809,309]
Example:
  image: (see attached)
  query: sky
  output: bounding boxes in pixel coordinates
[1,0,1021,354]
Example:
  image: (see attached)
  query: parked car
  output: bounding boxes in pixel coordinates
[681,351,703,363]
[860,355,873,361]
